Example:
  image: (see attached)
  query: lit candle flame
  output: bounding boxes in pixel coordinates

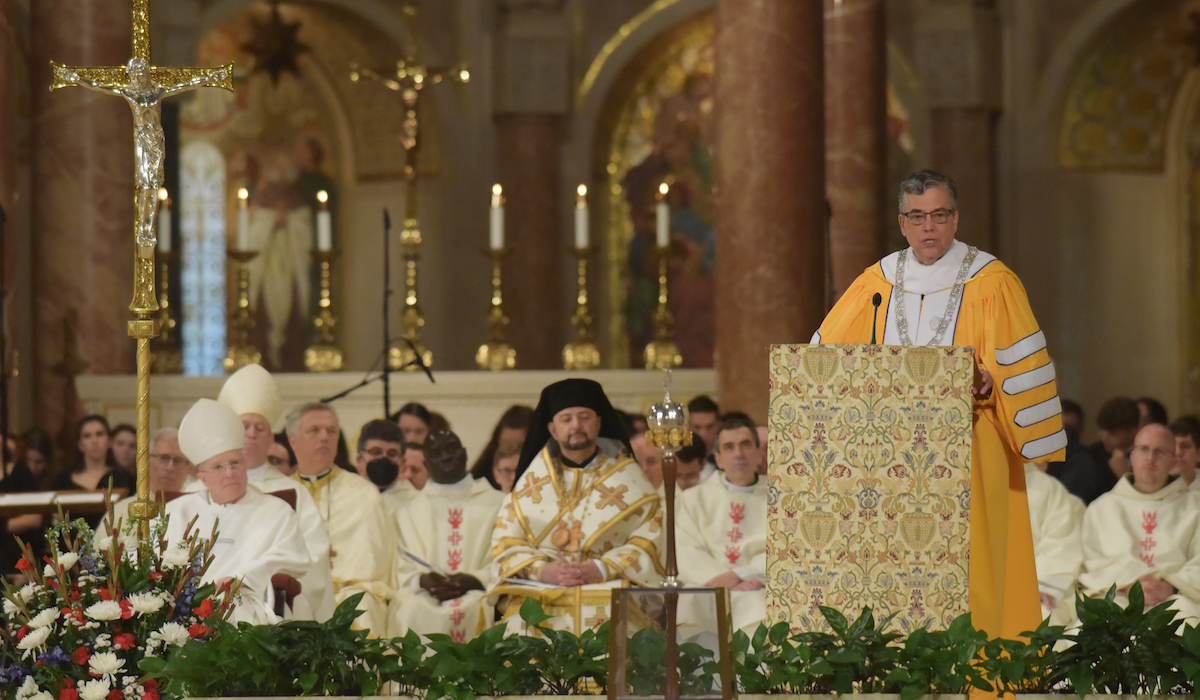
[237,187,249,201]
[157,187,168,202]
[659,182,669,196]
[317,190,329,204]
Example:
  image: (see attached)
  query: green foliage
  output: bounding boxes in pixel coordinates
[885,613,991,700]
[621,625,717,697]
[797,606,902,694]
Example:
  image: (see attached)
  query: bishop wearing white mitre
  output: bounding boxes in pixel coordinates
[387,430,504,641]
[165,399,312,625]
[215,364,335,621]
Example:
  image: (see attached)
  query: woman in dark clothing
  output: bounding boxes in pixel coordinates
[52,415,135,527]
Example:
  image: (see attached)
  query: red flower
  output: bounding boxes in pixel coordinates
[16,625,28,641]
[70,590,81,603]
[98,589,112,601]
[149,572,162,581]
[73,647,92,665]
[106,688,123,700]
[118,600,132,619]
[142,680,158,700]
[59,687,79,700]
[16,557,31,571]
[143,680,156,691]
[112,633,136,650]
[195,598,214,619]
[188,622,211,638]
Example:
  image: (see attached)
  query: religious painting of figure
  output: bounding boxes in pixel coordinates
[180,18,340,372]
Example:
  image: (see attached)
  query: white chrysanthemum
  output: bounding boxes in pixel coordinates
[17,582,41,603]
[128,591,164,615]
[88,651,125,679]
[94,633,112,648]
[79,679,111,700]
[57,551,80,570]
[43,563,57,578]
[3,597,18,616]
[16,675,38,700]
[30,691,54,700]
[161,545,190,569]
[17,626,51,658]
[28,607,58,629]
[155,621,191,646]
[85,600,123,621]
[93,533,114,552]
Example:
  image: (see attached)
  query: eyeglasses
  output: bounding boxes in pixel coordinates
[361,447,403,461]
[151,453,190,467]
[1132,445,1175,462]
[901,208,955,225]
[202,460,245,474]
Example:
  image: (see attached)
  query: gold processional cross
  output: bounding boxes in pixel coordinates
[50,0,233,536]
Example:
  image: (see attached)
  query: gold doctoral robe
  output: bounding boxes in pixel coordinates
[1024,463,1084,625]
[1079,476,1200,625]
[491,438,665,633]
[813,241,1067,640]
[294,467,395,637]
[676,473,768,635]
[387,476,504,641]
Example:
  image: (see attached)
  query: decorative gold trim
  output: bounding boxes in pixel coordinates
[575,0,685,109]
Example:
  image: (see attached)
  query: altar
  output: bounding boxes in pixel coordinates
[76,369,717,460]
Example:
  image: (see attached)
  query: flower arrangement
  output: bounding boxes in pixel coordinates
[0,513,239,700]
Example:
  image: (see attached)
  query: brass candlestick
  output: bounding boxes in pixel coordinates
[150,249,182,374]
[563,247,601,370]
[476,248,516,371]
[305,249,344,372]
[643,245,682,369]
[224,248,262,372]
[388,218,434,371]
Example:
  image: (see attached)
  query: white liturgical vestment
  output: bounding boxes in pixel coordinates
[387,475,504,641]
[676,473,768,634]
[294,467,395,637]
[1024,463,1085,624]
[1079,475,1200,624]
[164,485,312,625]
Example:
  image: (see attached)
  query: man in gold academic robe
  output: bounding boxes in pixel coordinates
[491,378,665,633]
[812,170,1067,641]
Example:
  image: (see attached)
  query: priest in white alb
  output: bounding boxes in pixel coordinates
[491,378,664,633]
[164,399,312,625]
[216,363,335,621]
[676,417,768,635]
[1079,423,1200,624]
[387,429,504,641]
[288,402,395,637]
[1024,462,1085,625]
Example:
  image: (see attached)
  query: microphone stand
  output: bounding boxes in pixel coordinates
[382,209,392,418]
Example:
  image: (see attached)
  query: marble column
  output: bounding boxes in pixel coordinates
[825,0,888,298]
[931,107,997,253]
[32,0,134,437]
[496,114,564,369]
[714,0,826,422]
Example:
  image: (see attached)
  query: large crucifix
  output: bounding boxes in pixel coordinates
[49,0,233,536]
[350,2,468,371]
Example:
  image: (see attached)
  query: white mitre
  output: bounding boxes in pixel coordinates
[179,398,246,465]
[218,363,283,426]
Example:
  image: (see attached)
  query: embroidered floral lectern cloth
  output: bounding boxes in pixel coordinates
[766,344,973,633]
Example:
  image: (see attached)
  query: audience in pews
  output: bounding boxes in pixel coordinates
[109,422,137,475]
[52,415,135,526]
[468,404,533,488]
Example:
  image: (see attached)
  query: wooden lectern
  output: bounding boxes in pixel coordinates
[766,344,974,633]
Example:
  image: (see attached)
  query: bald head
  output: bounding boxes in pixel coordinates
[1131,423,1176,494]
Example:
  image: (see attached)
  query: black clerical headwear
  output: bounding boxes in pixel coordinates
[516,378,631,480]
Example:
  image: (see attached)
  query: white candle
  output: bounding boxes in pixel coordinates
[489,184,504,250]
[656,183,670,248]
[574,184,589,249]
[157,187,171,254]
[237,187,249,250]
[316,190,332,251]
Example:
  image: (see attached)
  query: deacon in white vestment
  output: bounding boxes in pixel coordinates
[387,430,504,641]
[287,402,395,637]
[1024,462,1084,625]
[218,364,335,622]
[1079,424,1200,625]
[676,418,768,635]
[165,399,312,626]
[492,379,664,633]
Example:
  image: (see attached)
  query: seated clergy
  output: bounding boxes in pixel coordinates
[1079,423,1200,624]
[492,378,664,632]
[387,430,504,641]
[676,417,767,634]
[1024,462,1085,625]
[105,427,192,531]
[288,402,395,637]
[218,363,335,622]
[165,399,312,625]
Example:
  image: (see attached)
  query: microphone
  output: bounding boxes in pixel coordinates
[870,293,882,344]
[404,337,435,384]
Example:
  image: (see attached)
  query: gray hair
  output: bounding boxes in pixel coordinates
[285,402,337,435]
[150,427,178,451]
[897,170,958,213]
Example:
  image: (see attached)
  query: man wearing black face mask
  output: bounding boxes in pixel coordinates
[354,419,408,492]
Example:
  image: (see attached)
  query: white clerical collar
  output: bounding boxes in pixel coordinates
[898,240,967,295]
[722,474,760,493]
[424,474,474,495]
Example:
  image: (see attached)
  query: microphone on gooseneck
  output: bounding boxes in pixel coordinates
[870,293,882,344]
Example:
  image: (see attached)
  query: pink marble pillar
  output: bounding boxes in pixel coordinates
[32,0,134,436]
[714,0,826,422]
[825,0,888,298]
[496,114,564,370]
[932,107,997,253]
